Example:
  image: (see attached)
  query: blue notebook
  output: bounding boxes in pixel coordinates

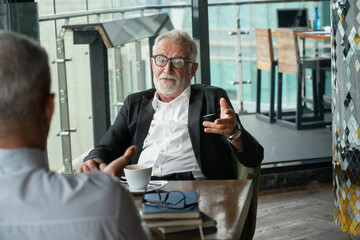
[142,192,200,220]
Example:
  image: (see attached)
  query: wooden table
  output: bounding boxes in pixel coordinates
[272,30,331,57]
[297,31,331,41]
[133,180,253,240]
[297,31,331,57]
[271,30,331,40]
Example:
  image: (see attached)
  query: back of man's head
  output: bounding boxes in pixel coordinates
[0,31,51,138]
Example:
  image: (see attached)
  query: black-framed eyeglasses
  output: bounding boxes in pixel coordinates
[142,190,199,209]
[153,55,193,69]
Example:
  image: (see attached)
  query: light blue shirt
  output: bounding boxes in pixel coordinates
[0,148,150,240]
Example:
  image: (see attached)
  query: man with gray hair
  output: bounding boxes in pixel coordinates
[0,31,150,240]
[79,29,263,180]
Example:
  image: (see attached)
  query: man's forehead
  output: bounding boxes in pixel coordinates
[155,39,191,57]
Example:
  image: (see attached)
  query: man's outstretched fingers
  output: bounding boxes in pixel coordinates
[103,146,138,177]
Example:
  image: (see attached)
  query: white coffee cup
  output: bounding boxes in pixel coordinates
[124,164,152,190]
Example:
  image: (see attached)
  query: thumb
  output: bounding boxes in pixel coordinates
[220,97,232,118]
[220,97,230,112]
[103,145,138,177]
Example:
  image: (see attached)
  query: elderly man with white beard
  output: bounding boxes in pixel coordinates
[77,29,263,180]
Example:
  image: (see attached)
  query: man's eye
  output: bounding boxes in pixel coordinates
[173,59,183,64]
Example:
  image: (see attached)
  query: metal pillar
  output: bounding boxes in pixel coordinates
[53,19,74,174]
[191,0,211,85]
[0,1,39,39]
[72,30,111,146]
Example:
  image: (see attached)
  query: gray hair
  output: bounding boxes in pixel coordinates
[152,29,198,62]
[0,31,50,136]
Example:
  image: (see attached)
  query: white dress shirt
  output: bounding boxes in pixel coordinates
[138,86,205,179]
[0,148,150,240]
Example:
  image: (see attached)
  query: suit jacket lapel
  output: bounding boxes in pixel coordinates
[188,87,203,167]
[132,96,154,163]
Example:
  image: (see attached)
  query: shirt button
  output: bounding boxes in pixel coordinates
[165,133,169,137]
[155,164,159,168]
[161,149,165,153]
[169,104,173,107]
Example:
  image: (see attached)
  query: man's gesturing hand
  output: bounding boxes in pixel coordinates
[75,146,138,177]
[103,146,138,177]
[202,97,237,137]
[75,158,104,174]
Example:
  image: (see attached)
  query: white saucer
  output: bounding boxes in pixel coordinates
[120,180,168,194]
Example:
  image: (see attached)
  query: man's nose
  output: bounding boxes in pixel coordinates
[163,59,174,73]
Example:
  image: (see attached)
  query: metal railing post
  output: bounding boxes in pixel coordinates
[53,18,74,174]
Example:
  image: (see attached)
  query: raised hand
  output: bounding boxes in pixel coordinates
[75,158,104,173]
[103,146,137,177]
[75,145,138,177]
[202,97,237,137]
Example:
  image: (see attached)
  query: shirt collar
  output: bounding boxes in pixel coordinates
[152,85,191,109]
[0,147,49,171]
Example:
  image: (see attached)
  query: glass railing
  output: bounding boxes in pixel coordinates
[35,0,330,172]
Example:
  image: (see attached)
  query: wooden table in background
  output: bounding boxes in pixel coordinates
[133,180,253,240]
[297,32,331,41]
[272,30,331,57]
[271,30,331,41]
[297,31,331,57]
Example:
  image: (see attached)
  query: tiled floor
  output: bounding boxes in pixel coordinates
[253,182,352,240]
[240,114,332,164]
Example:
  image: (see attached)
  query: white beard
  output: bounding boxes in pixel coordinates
[154,73,188,99]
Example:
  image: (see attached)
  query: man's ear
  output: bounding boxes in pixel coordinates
[191,63,198,77]
[151,58,155,71]
[45,93,55,126]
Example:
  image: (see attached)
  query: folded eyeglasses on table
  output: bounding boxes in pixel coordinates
[142,190,199,209]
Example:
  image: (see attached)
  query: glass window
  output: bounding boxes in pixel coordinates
[208,1,330,113]
[36,0,330,170]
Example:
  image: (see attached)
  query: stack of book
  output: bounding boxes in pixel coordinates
[157,212,217,234]
[141,192,216,234]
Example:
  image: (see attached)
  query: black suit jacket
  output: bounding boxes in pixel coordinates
[84,84,263,179]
